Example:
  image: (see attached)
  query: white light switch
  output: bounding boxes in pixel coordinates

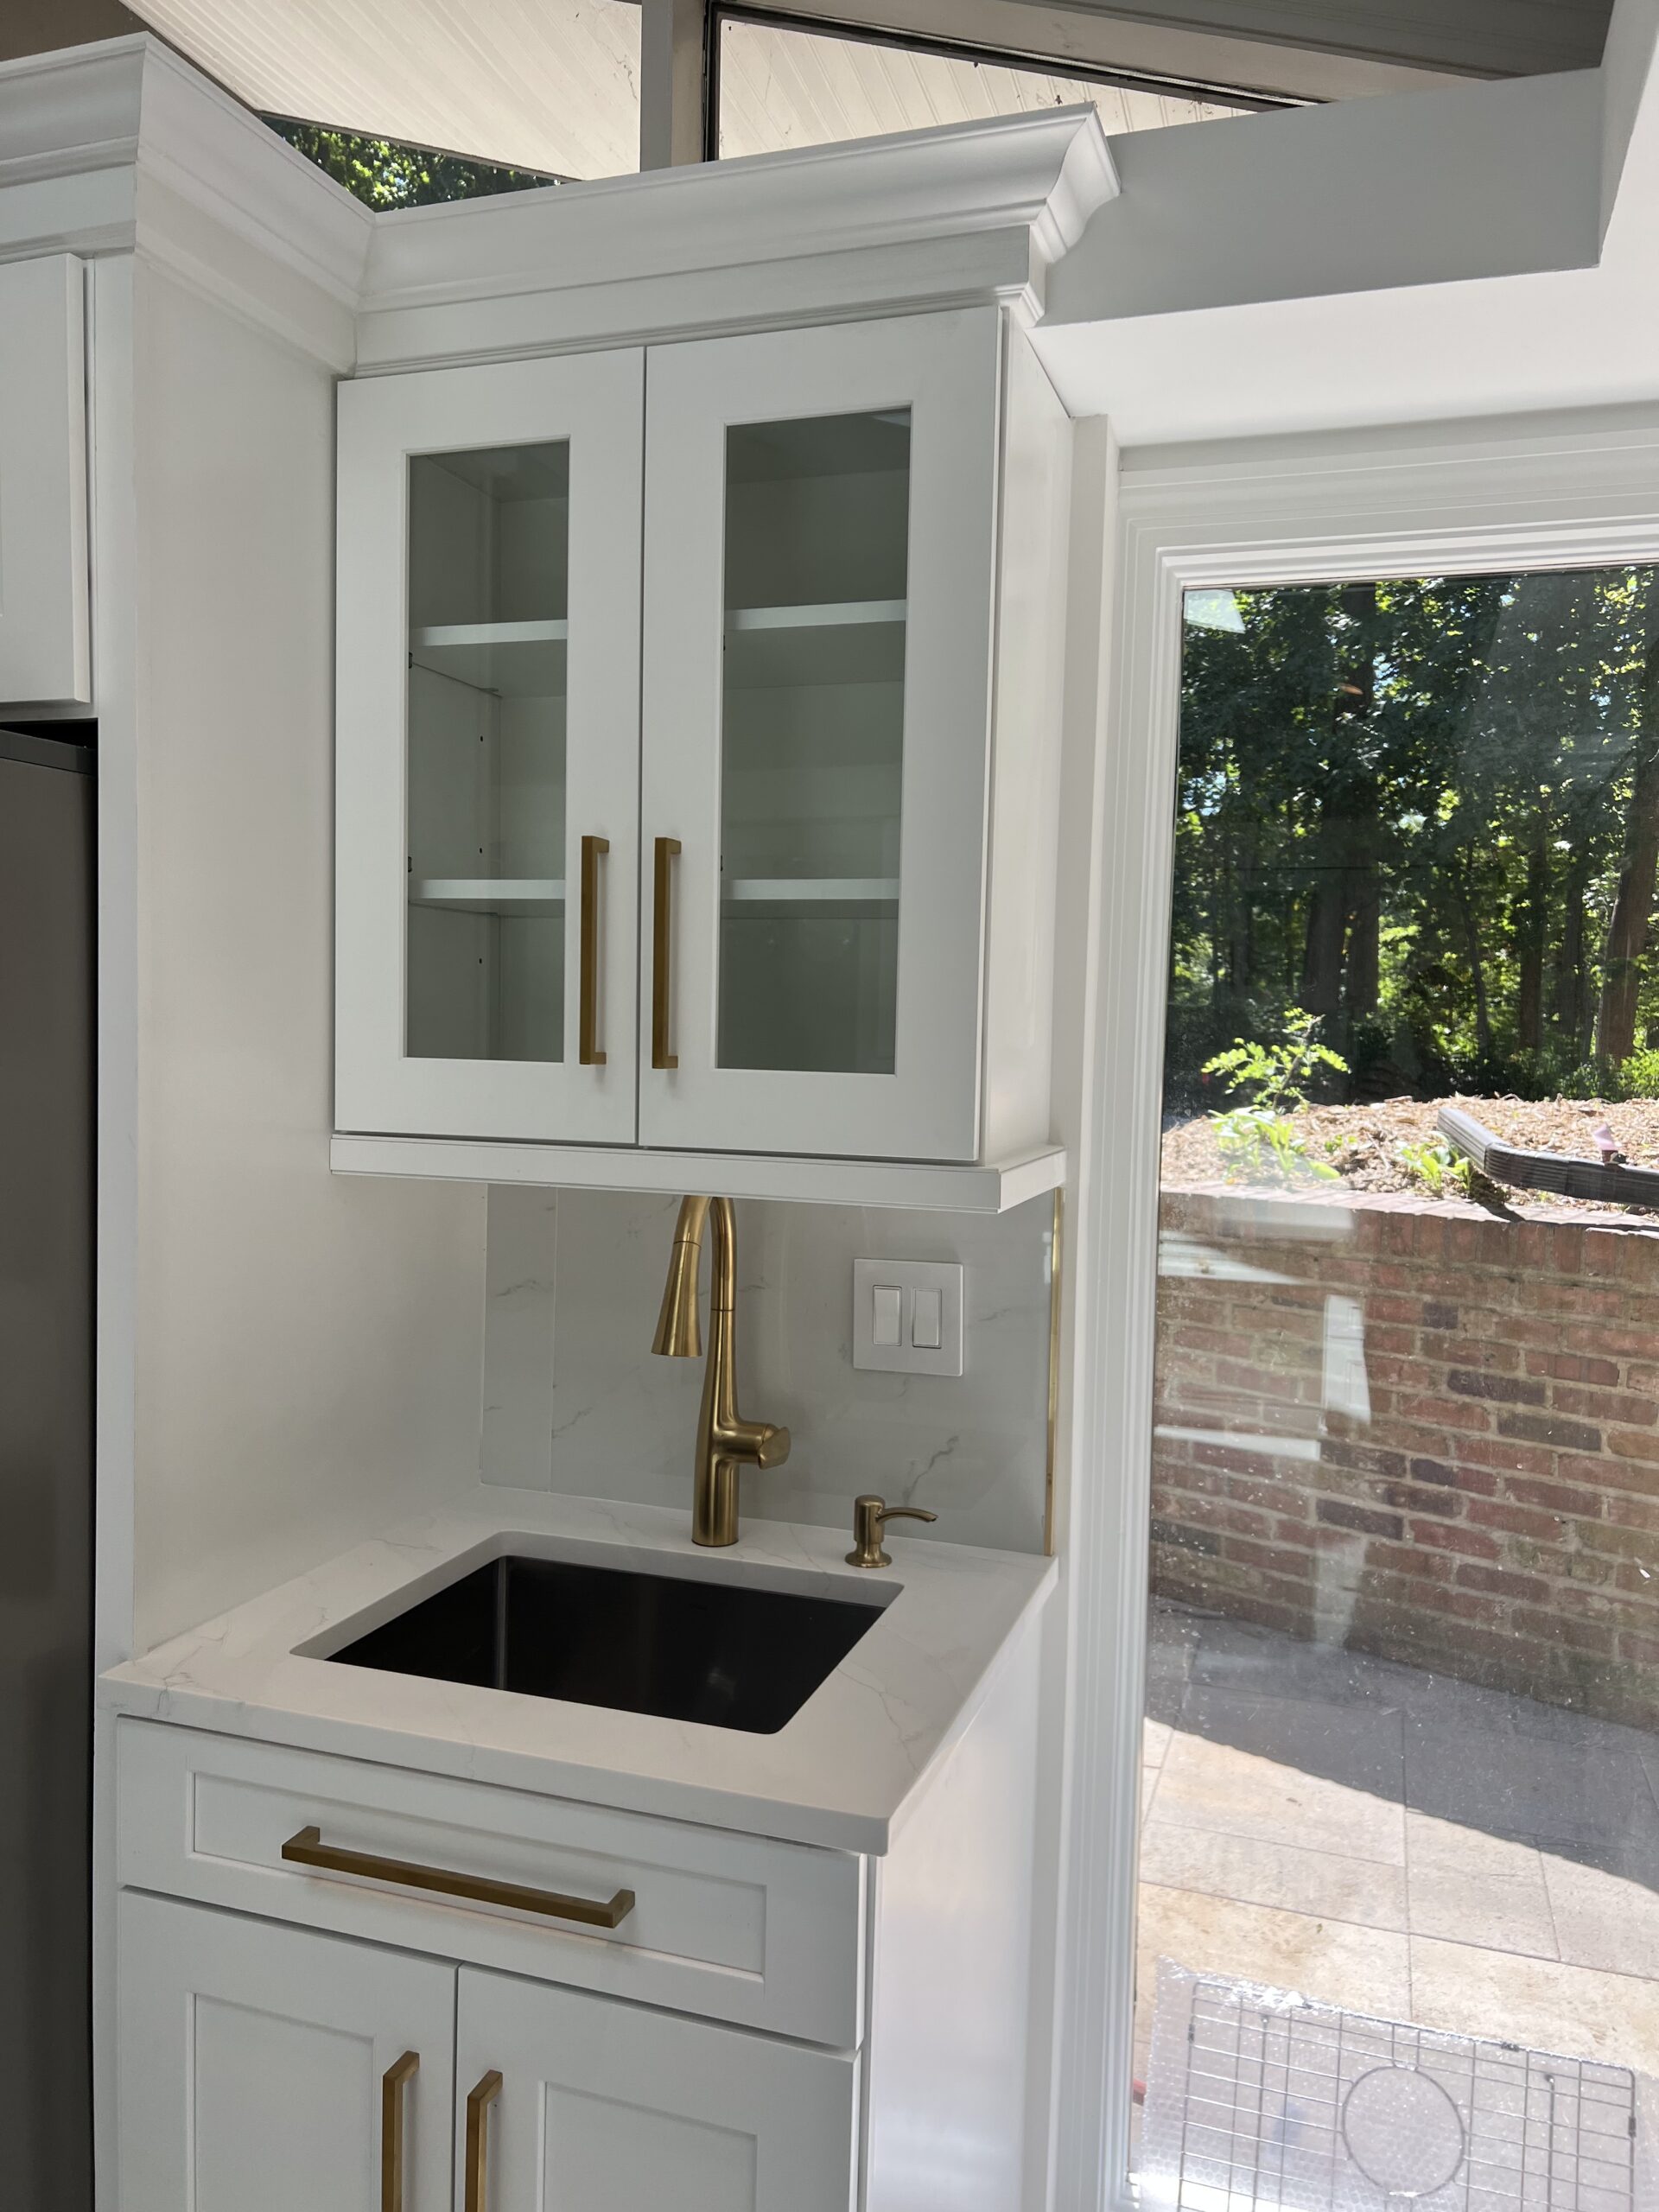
[853,1260,964,1376]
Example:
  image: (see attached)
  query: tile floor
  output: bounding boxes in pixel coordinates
[1135,1603,1659,2094]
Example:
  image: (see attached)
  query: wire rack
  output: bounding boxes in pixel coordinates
[1165,1975,1637,2211]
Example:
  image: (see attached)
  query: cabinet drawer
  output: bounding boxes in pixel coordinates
[116,1720,865,2046]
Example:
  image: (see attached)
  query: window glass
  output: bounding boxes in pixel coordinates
[1136,569,1659,2203]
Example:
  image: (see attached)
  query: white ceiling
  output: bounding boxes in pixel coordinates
[715,17,1247,162]
[125,0,1613,181]
[128,0,645,178]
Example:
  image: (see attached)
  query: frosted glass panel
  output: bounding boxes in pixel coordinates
[405,441,569,1064]
[717,410,909,1076]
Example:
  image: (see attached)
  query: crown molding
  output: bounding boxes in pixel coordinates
[356,104,1117,371]
[0,34,370,370]
[0,38,1113,376]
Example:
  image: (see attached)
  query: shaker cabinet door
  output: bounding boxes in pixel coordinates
[455,1966,859,2212]
[336,349,644,1145]
[0,256,89,706]
[639,308,1001,1162]
[117,1893,456,2212]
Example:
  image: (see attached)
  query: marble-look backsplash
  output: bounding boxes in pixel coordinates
[480,1186,1055,1554]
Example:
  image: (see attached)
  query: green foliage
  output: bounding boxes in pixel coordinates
[1394,1137,1472,1198]
[1203,1009,1348,1184]
[1167,567,1659,1112]
[1210,1106,1340,1186]
[1202,1007,1349,1115]
[268,121,554,211]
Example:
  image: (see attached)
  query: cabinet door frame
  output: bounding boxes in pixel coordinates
[456,1964,859,2211]
[0,255,90,707]
[639,308,1002,1162]
[117,1891,456,2212]
[336,349,644,1143]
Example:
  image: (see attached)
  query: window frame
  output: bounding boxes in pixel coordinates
[1054,405,1659,2212]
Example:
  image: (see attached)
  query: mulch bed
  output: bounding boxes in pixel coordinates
[1162,1095,1659,1215]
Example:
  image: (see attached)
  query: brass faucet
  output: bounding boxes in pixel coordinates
[651,1196,790,1546]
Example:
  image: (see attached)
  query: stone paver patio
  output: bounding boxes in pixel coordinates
[1135,1601,1659,2105]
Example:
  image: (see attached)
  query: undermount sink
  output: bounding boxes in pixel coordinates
[327,1552,891,1735]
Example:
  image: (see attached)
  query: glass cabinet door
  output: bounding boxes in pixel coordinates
[640,310,1002,1161]
[336,352,643,1144]
[405,440,570,1067]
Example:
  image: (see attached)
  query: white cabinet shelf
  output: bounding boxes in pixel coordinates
[409,619,567,697]
[410,877,566,917]
[723,600,906,689]
[721,876,899,920]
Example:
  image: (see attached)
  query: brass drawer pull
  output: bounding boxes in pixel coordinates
[578,832,608,1067]
[464,2070,501,2212]
[652,835,681,1070]
[381,2050,418,2212]
[280,1825,636,1929]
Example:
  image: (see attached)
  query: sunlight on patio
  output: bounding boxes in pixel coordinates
[1135,1605,1659,2100]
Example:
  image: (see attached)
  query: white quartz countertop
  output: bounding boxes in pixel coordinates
[99,1492,1056,1854]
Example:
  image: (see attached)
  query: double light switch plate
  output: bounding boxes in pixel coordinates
[852,1259,964,1376]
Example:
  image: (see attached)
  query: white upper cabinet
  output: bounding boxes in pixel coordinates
[0,256,90,707]
[335,308,1070,1188]
[640,310,998,1162]
[336,349,645,1144]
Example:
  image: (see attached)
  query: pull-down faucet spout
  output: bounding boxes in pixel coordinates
[652,1196,790,1546]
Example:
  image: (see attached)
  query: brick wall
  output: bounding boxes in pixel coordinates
[1154,1186,1659,1728]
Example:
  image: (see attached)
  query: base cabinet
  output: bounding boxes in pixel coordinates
[117,1893,857,2212]
[454,1965,856,2212]
[118,1894,456,2212]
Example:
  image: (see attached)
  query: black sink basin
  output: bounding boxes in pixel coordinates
[327,1553,889,1735]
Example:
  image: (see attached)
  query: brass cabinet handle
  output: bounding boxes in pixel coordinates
[464,2070,502,2212]
[381,2051,418,2212]
[280,1825,636,1929]
[578,832,609,1066]
[652,835,681,1070]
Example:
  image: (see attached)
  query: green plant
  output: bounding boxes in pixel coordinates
[1211,1104,1340,1185]
[1395,1136,1471,1198]
[1202,1008,1349,1185]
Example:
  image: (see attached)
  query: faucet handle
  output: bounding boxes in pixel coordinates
[846,1493,938,1569]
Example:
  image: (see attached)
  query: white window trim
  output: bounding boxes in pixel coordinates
[1053,402,1659,2212]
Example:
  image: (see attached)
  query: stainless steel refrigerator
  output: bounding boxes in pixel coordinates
[0,724,93,2209]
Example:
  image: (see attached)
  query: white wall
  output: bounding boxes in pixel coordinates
[479,1185,1055,1553]
[125,263,486,1652]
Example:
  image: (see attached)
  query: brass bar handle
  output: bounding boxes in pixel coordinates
[464,2070,502,2212]
[280,1826,636,1930]
[652,835,681,1071]
[578,832,608,1067]
[381,2050,418,2212]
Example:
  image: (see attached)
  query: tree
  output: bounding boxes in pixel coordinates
[266,121,556,211]
[1595,632,1659,1061]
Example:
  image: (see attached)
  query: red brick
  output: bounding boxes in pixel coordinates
[1399,1395,1491,1433]
[1496,1408,1603,1452]
[1551,1382,1657,1426]
[1465,1499,1567,1541]
[1316,1497,1405,1540]
[1458,1435,1554,1481]
[1409,1518,1502,1560]
[1606,1427,1659,1465]
[1501,1477,1604,1519]
[1528,1351,1621,1387]
[1456,1561,1550,1605]
[1511,1609,1616,1657]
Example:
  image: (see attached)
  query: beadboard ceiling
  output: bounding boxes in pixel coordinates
[124,0,1613,180]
